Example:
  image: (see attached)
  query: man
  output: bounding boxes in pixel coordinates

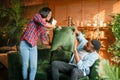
[51,26,101,80]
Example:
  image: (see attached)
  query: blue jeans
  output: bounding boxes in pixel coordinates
[20,41,37,80]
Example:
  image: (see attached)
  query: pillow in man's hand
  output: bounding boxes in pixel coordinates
[50,26,75,52]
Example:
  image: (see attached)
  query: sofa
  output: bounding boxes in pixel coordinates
[8,48,73,80]
[8,26,100,80]
[8,49,99,80]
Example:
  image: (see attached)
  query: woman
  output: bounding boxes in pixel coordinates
[19,7,56,80]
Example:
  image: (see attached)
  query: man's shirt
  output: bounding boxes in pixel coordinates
[69,33,99,76]
[21,13,47,47]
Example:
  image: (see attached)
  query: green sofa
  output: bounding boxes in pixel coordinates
[8,48,73,80]
[8,49,100,80]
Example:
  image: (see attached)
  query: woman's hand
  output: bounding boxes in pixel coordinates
[45,22,56,31]
[52,18,57,26]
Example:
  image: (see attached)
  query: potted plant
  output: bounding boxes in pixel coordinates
[98,14,120,80]
[0,0,28,47]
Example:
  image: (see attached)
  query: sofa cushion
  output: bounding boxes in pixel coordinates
[50,49,72,63]
[37,49,51,65]
[50,26,75,52]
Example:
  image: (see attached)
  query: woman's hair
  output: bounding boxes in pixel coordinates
[39,7,51,18]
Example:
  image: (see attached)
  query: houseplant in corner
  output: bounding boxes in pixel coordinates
[98,14,120,80]
[0,0,28,47]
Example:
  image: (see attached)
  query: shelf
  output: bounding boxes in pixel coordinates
[98,37,108,40]
[78,26,110,31]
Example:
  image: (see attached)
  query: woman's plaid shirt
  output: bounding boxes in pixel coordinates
[21,13,47,47]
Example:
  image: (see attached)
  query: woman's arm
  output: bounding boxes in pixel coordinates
[45,22,56,29]
[33,14,56,29]
[33,13,46,26]
[45,18,57,30]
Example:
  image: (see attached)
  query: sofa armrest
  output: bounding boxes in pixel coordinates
[8,52,22,80]
[89,59,100,80]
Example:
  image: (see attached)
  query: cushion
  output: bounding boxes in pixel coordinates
[50,26,75,52]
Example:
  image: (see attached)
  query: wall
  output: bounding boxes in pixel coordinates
[23,0,120,26]
[45,0,120,26]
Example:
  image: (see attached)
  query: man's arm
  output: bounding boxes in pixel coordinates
[74,37,81,63]
[73,26,88,51]
[74,37,99,69]
[74,26,81,36]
